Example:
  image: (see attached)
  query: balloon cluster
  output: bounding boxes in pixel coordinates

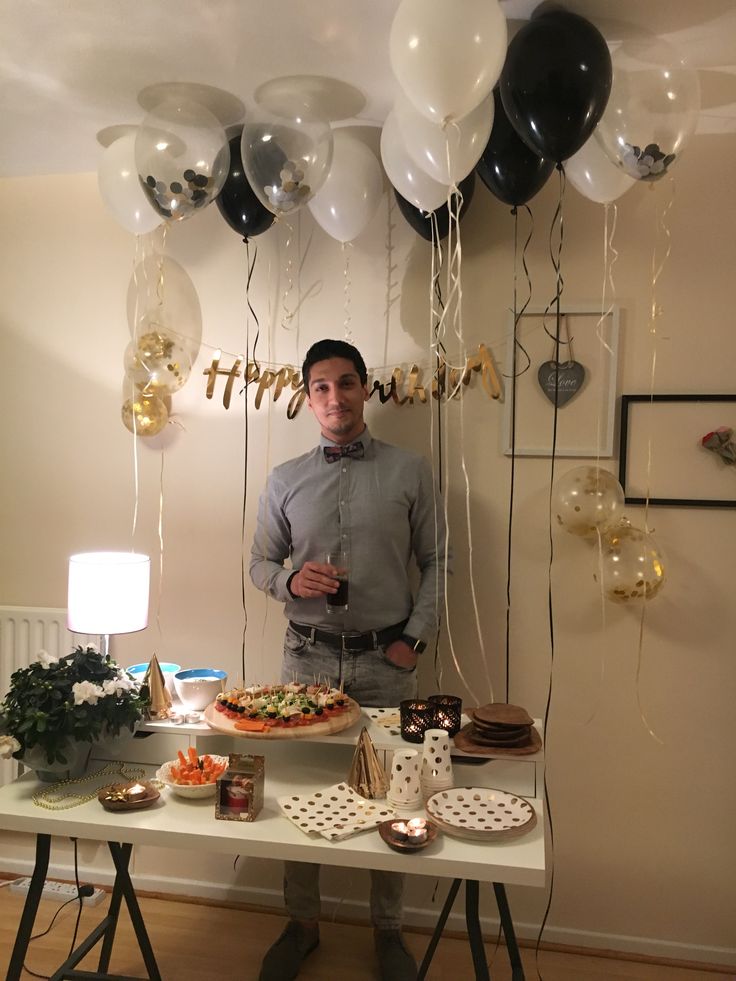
[554,467,666,603]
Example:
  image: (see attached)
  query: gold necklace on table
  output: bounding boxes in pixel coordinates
[32,761,146,811]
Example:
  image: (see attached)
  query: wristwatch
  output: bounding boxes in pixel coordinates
[400,633,427,654]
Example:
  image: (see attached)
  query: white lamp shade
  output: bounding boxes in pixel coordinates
[67,552,150,635]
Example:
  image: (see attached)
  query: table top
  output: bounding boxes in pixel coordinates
[142,706,545,763]
[0,741,546,888]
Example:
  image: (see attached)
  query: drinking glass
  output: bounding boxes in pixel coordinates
[325,549,349,613]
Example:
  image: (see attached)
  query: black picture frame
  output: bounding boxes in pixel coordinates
[618,394,736,508]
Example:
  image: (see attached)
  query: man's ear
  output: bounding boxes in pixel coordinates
[362,384,369,402]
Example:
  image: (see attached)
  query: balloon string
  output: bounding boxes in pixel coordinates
[633,179,674,746]
[534,167,565,979]
[504,204,533,702]
[383,193,398,371]
[429,220,445,691]
[280,219,296,329]
[240,241,260,687]
[341,241,353,342]
[155,449,165,648]
[130,236,143,542]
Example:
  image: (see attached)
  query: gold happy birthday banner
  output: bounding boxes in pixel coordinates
[204,343,501,416]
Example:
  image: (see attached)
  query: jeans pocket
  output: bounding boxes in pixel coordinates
[378,645,416,673]
[284,626,309,656]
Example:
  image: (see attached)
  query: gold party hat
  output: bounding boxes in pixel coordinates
[143,653,172,719]
[347,727,389,799]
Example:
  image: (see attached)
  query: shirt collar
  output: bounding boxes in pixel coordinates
[319,426,372,454]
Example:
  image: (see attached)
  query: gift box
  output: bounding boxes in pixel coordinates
[215,753,264,821]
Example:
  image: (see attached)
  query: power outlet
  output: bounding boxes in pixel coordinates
[9,877,105,906]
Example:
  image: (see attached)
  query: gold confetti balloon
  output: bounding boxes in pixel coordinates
[598,518,666,603]
[121,393,169,437]
[124,328,192,395]
[554,466,625,538]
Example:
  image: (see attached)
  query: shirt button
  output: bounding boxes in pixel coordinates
[340,500,345,505]
[342,466,347,473]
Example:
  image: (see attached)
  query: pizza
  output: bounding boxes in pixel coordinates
[213,682,354,733]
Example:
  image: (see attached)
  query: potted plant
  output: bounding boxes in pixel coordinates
[0,644,145,780]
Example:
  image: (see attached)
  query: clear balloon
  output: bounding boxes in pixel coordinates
[98,133,161,235]
[308,129,384,242]
[389,0,507,124]
[135,97,230,221]
[395,91,494,185]
[595,37,701,181]
[124,329,192,396]
[597,518,666,602]
[554,466,625,538]
[126,255,202,363]
[381,110,449,213]
[121,391,169,437]
[565,133,637,204]
[241,103,333,217]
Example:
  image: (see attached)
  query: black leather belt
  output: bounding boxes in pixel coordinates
[288,620,407,653]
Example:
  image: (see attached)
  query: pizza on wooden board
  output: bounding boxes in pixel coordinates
[211,682,358,734]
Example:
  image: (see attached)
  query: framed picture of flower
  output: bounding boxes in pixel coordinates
[618,394,736,508]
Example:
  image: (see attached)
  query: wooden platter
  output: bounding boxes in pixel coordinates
[203,698,362,739]
[453,722,542,757]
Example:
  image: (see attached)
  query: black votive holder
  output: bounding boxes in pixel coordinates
[399,699,435,744]
[429,694,463,736]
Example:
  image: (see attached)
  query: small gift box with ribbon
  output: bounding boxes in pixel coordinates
[215,753,264,822]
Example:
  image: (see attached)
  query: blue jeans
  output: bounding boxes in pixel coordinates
[280,625,418,928]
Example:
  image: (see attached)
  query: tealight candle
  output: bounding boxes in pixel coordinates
[390,821,410,842]
[125,782,148,802]
[406,817,428,843]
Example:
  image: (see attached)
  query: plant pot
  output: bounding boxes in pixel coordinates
[21,741,93,783]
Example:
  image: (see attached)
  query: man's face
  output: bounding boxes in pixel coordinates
[306,357,368,444]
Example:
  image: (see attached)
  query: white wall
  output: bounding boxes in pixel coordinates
[1,128,735,965]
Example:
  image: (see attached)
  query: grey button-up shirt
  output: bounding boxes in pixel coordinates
[249,428,446,642]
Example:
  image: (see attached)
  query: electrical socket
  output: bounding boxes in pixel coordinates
[9,877,105,906]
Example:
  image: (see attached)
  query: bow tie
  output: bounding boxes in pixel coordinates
[324,441,365,463]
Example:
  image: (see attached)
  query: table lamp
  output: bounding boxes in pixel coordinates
[67,552,151,656]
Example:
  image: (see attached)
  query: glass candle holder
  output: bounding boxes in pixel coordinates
[429,694,463,736]
[400,699,435,743]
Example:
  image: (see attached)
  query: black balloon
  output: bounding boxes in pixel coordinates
[216,136,275,241]
[476,89,555,207]
[394,173,475,241]
[500,10,612,164]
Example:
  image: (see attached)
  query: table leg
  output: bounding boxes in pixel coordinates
[492,882,525,981]
[465,880,491,980]
[417,877,461,981]
[7,833,51,981]
[106,842,161,981]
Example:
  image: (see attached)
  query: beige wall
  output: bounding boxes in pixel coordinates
[1,128,734,963]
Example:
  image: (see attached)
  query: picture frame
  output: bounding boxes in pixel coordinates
[618,394,736,508]
[502,304,620,457]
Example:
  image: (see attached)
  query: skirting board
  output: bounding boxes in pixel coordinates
[1,854,734,970]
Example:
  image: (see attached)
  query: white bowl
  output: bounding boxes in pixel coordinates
[126,661,181,695]
[155,756,229,799]
[173,669,227,711]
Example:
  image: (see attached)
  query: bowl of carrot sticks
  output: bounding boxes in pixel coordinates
[155,748,229,798]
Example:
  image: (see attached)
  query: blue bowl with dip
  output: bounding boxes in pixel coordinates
[173,668,228,711]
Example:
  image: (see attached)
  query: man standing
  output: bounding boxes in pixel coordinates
[250,338,446,981]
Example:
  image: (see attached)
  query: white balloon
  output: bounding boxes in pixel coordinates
[565,134,636,204]
[390,0,507,124]
[308,130,384,242]
[395,91,494,184]
[97,133,161,235]
[380,110,449,212]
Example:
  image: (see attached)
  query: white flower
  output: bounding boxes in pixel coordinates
[72,681,104,706]
[102,679,118,696]
[36,650,59,669]
[0,734,21,759]
[113,671,137,693]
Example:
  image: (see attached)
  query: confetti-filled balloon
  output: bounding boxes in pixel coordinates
[241,103,333,217]
[135,98,230,220]
[594,37,700,182]
[554,466,625,538]
[597,518,666,603]
[124,328,192,396]
[121,392,169,437]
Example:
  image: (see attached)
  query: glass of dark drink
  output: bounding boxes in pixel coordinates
[325,549,349,613]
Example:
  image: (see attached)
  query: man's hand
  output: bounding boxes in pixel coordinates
[290,561,340,599]
[383,639,418,670]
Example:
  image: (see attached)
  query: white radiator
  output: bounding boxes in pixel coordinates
[0,606,92,786]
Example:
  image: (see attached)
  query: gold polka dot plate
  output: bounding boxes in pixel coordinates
[425,787,537,841]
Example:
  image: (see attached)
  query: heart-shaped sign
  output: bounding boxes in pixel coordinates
[537,361,585,407]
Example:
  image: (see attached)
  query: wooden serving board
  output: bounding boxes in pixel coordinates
[203,698,362,739]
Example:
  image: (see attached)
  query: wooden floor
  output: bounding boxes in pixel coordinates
[1,886,733,981]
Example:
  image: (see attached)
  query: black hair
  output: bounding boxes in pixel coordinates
[302,339,368,390]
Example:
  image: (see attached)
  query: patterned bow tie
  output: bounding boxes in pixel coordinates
[324,441,365,463]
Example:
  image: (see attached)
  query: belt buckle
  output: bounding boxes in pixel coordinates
[341,632,362,653]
